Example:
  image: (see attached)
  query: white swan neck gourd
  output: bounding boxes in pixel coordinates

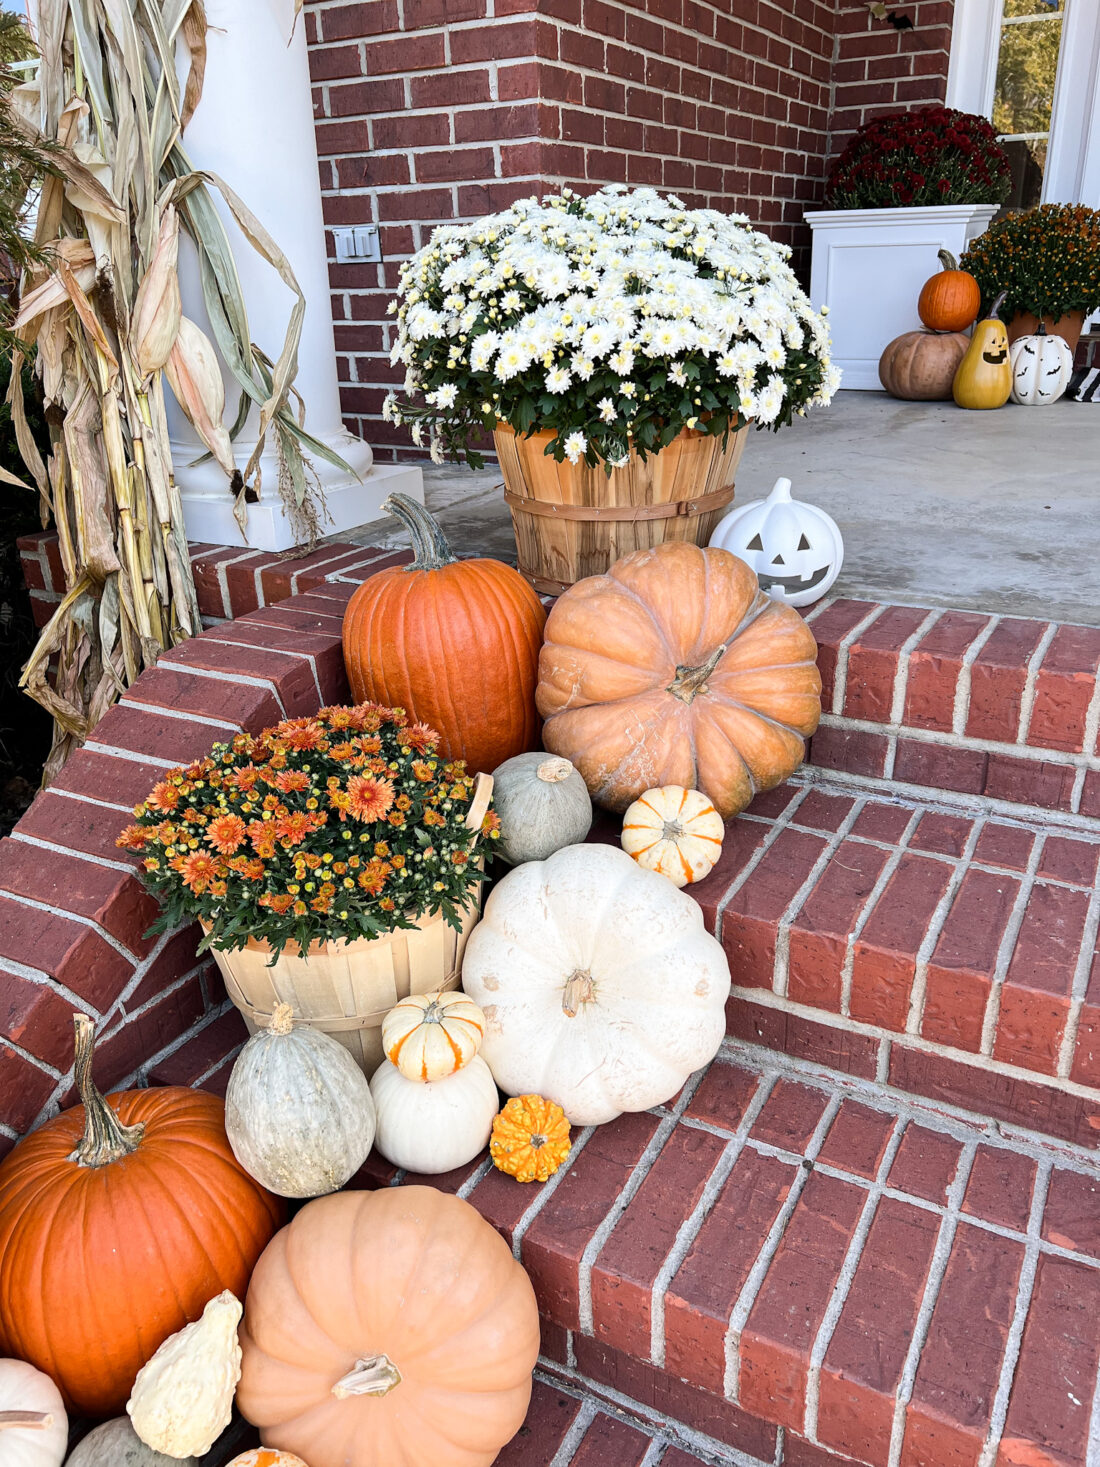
[126,1290,242,1458]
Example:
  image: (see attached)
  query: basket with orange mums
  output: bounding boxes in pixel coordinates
[119,704,500,1070]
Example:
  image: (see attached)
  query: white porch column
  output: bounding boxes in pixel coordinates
[169,0,422,551]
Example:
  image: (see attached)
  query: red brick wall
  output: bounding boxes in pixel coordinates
[831,1,956,151]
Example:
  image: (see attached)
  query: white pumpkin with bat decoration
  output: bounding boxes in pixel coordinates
[709,477,843,607]
[1009,323,1074,406]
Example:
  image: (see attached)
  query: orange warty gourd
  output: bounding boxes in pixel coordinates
[917,249,981,332]
[0,1016,283,1417]
[537,542,821,818]
[490,1095,571,1182]
[236,1187,540,1467]
[343,493,546,776]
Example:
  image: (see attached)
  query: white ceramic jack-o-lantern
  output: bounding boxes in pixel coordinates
[1009,324,1074,406]
[709,477,843,607]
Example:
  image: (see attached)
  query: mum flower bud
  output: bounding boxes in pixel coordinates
[132,206,182,376]
[164,315,238,480]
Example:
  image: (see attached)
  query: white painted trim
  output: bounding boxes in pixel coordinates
[945,0,1002,117]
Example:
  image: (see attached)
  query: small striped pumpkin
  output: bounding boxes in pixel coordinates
[621,785,724,887]
[382,990,486,1082]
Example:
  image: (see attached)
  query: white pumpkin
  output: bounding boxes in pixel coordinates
[621,785,724,887]
[462,844,731,1125]
[64,1418,201,1467]
[1009,324,1073,405]
[370,1054,499,1173]
[382,989,486,1081]
[709,476,843,607]
[225,1002,376,1198]
[0,1359,66,1467]
[491,752,593,864]
[126,1291,242,1459]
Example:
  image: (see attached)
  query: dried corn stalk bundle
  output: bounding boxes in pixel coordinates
[12,0,343,780]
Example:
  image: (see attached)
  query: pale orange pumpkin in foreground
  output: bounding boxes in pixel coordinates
[236,1187,539,1467]
[537,542,821,817]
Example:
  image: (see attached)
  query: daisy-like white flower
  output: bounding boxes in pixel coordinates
[546,367,572,393]
[669,362,687,387]
[428,383,458,409]
[563,430,587,463]
[597,397,617,423]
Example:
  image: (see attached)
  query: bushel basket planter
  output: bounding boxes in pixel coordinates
[495,421,749,595]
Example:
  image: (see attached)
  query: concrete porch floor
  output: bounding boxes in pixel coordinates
[347,391,1100,626]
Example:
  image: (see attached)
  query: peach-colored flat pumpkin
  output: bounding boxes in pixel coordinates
[236,1187,539,1467]
[536,542,821,817]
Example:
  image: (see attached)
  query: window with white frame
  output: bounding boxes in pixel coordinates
[992,0,1066,208]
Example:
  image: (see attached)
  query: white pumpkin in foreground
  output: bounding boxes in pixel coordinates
[462,844,731,1125]
[0,1358,67,1467]
[621,785,724,887]
[225,1003,376,1198]
[370,1054,499,1173]
[64,1418,201,1467]
[126,1291,241,1459]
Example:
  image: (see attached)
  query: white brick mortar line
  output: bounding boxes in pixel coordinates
[548,1398,598,1467]
[714,786,811,942]
[722,1094,843,1401]
[212,550,262,619]
[885,1141,979,1467]
[841,809,924,1017]
[905,817,987,1036]
[510,1125,597,1259]
[718,1037,1100,1173]
[815,710,1100,773]
[156,659,289,718]
[1015,623,1059,744]
[1,888,142,965]
[119,698,243,734]
[577,1072,707,1336]
[802,1117,910,1441]
[638,1441,665,1467]
[202,631,323,703]
[648,1073,778,1367]
[830,605,887,716]
[980,831,1048,1057]
[773,800,867,999]
[45,785,132,815]
[84,741,176,769]
[976,1161,1053,1467]
[8,830,135,874]
[1056,884,1100,1080]
[456,1156,494,1199]
[886,609,943,739]
[952,616,1001,736]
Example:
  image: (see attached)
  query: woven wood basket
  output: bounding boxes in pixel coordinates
[206,773,493,1076]
[495,422,749,595]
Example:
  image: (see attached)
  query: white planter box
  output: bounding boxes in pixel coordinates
[805,205,999,391]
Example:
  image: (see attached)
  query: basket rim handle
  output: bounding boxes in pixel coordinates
[465,771,494,834]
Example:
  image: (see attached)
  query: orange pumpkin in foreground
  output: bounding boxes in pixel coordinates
[343,493,546,775]
[537,542,821,817]
[0,1016,282,1416]
[237,1187,539,1467]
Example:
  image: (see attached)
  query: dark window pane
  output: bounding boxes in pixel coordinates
[1000,137,1048,209]
[993,16,1062,137]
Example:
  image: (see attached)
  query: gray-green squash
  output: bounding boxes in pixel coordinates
[491,753,592,864]
[64,1418,200,1467]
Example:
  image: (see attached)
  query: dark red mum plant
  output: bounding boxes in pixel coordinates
[825,106,1012,210]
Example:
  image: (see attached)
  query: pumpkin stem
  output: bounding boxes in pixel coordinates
[269,1003,296,1036]
[667,641,728,703]
[989,290,1008,321]
[383,492,456,571]
[0,1412,53,1430]
[937,248,958,272]
[537,757,574,784]
[562,969,596,1018]
[332,1354,403,1398]
[69,1013,145,1168]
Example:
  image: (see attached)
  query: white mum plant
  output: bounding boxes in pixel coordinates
[384,186,839,470]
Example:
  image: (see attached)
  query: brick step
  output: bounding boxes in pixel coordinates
[681,779,1100,1146]
[356,1049,1100,1467]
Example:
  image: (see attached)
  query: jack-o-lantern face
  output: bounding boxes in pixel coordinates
[982,324,1008,365]
[708,477,844,608]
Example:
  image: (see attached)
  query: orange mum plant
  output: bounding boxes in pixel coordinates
[118,704,500,959]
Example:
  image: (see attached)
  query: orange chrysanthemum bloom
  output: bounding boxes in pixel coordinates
[146,781,181,813]
[207,814,247,855]
[357,858,391,895]
[274,770,311,794]
[116,824,148,850]
[275,811,313,846]
[411,761,434,782]
[281,722,325,751]
[178,851,219,893]
[347,775,396,823]
[248,821,277,859]
[403,722,438,753]
[233,765,262,791]
[259,891,295,914]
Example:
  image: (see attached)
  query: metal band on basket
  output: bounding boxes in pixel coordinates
[503,482,736,523]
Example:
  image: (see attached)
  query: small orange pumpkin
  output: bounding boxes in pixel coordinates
[917,249,981,332]
[226,1453,311,1467]
[491,1095,571,1183]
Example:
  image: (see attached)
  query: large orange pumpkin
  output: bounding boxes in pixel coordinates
[237,1187,539,1467]
[0,1016,283,1416]
[537,542,821,817]
[917,249,981,333]
[343,493,546,775]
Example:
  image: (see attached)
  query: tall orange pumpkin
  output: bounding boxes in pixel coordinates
[0,1015,283,1416]
[343,493,546,775]
[236,1186,540,1467]
[917,249,981,333]
[537,542,821,817]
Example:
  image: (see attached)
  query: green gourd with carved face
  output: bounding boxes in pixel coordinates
[953,291,1012,409]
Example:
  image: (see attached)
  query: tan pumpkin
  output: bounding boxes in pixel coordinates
[382,990,486,1082]
[621,785,724,887]
[878,330,969,401]
[236,1187,540,1467]
[537,542,821,818]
